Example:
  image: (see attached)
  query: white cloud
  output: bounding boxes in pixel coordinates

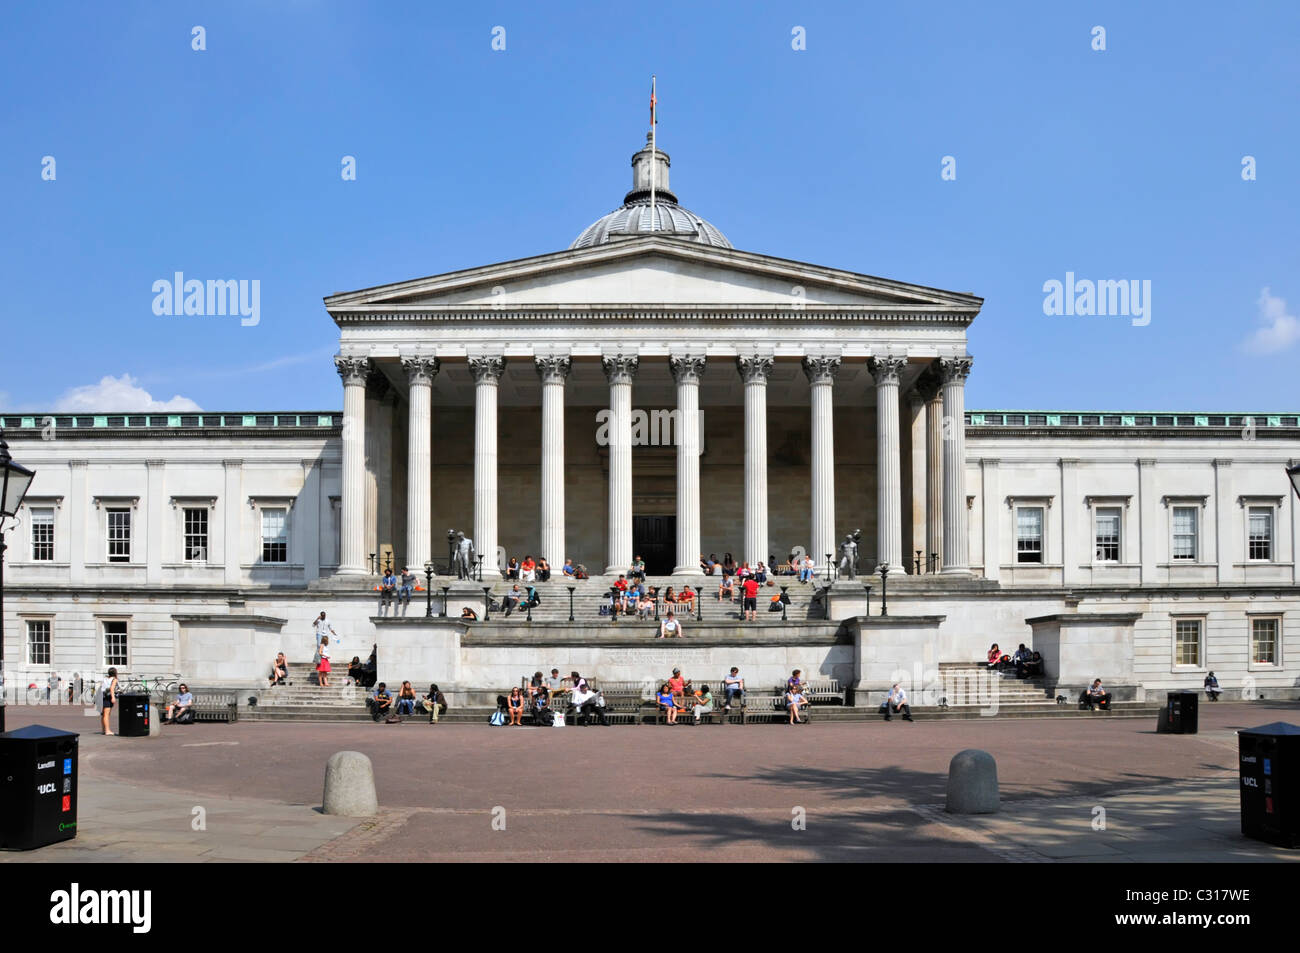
[51,374,202,413]
[1242,287,1300,354]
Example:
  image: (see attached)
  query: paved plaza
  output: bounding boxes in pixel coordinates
[3,702,1299,863]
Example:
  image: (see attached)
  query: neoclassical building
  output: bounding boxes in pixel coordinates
[4,132,1298,706]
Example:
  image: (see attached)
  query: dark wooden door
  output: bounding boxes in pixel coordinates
[633,515,676,576]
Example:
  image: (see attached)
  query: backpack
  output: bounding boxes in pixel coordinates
[489,710,507,726]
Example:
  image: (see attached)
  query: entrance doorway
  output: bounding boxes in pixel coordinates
[633,515,676,576]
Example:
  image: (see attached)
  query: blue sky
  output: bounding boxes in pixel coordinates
[2,0,1297,413]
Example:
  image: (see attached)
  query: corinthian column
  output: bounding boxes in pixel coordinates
[737,354,774,568]
[402,353,439,570]
[917,367,944,570]
[869,356,907,573]
[335,354,370,575]
[535,353,571,570]
[669,353,706,576]
[469,355,506,579]
[602,352,639,574]
[802,353,840,576]
[940,356,973,574]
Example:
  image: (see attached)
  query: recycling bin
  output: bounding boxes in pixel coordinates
[0,725,79,850]
[1239,722,1300,848]
[1157,690,1198,734]
[117,693,151,737]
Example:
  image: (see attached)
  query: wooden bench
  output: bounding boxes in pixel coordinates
[770,679,845,705]
[190,692,238,723]
[743,694,811,724]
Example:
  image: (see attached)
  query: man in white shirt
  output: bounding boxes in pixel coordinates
[314,611,337,646]
[723,667,745,710]
[881,683,913,722]
[570,684,609,725]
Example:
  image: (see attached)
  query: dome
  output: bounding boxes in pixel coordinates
[571,133,732,250]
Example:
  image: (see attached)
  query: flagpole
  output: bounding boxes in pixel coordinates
[650,74,656,234]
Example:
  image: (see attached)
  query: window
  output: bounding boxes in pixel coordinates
[1094,507,1121,562]
[102,620,128,668]
[1016,506,1044,563]
[261,507,288,563]
[30,507,54,561]
[1251,617,1279,666]
[183,507,209,562]
[1172,506,1198,561]
[1174,618,1202,667]
[26,620,51,666]
[1248,506,1273,561]
[106,508,131,562]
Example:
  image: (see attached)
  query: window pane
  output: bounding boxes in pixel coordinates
[184,507,208,561]
[1016,507,1043,563]
[107,508,131,562]
[103,620,129,667]
[26,620,51,666]
[1248,507,1273,561]
[30,507,55,561]
[262,507,287,563]
[1252,618,1278,665]
[1172,506,1198,560]
[1174,619,1201,666]
[1095,507,1120,562]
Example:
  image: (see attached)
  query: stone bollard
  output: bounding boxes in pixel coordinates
[148,705,162,737]
[945,748,999,814]
[322,751,379,816]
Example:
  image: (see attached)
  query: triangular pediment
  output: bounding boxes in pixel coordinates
[324,238,981,314]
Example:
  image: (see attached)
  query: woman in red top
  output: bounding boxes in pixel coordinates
[521,555,537,582]
[987,643,1002,669]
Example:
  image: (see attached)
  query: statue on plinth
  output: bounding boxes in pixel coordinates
[838,529,861,580]
[454,531,477,580]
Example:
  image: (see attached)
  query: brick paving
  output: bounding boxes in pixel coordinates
[3,702,1299,862]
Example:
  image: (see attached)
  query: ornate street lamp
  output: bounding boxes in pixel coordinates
[423,561,435,618]
[567,586,576,622]
[440,586,450,617]
[0,434,37,733]
[825,553,833,583]
[877,563,890,617]
[481,586,491,621]
[780,585,789,622]
[693,586,703,622]
[446,529,457,575]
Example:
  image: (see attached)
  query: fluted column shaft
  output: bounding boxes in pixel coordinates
[470,356,505,579]
[940,356,973,573]
[919,371,944,569]
[670,354,706,575]
[335,355,370,575]
[870,357,907,573]
[403,354,438,570]
[803,355,840,574]
[536,355,571,568]
[738,355,774,567]
[603,353,638,574]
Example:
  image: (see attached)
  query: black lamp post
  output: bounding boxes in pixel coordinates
[423,562,435,617]
[567,586,575,622]
[825,553,833,583]
[693,586,703,622]
[440,586,450,617]
[446,529,456,575]
[878,563,890,617]
[914,550,922,575]
[0,434,37,734]
[475,554,484,582]
[780,585,789,622]
[481,586,491,622]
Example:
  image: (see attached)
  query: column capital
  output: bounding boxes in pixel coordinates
[939,356,974,384]
[914,363,943,401]
[668,353,707,385]
[867,355,907,384]
[401,353,441,385]
[801,353,841,385]
[468,354,507,384]
[602,352,639,385]
[534,353,572,384]
[334,354,371,385]
[736,353,775,383]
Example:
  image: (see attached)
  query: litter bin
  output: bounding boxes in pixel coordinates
[1239,722,1300,848]
[0,725,79,850]
[1157,690,1198,734]
[117,693,151,737]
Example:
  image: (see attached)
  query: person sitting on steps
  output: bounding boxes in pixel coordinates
[881,683,913,722]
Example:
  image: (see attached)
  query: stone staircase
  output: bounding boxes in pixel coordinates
[933,662,1158,717]
[376,574,827,624]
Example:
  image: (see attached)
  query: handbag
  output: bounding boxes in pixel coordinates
[552,711,566,727]
[489,710,507,726]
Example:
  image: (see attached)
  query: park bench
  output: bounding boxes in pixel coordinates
[743,694,811,725]
[770,679,846,705]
